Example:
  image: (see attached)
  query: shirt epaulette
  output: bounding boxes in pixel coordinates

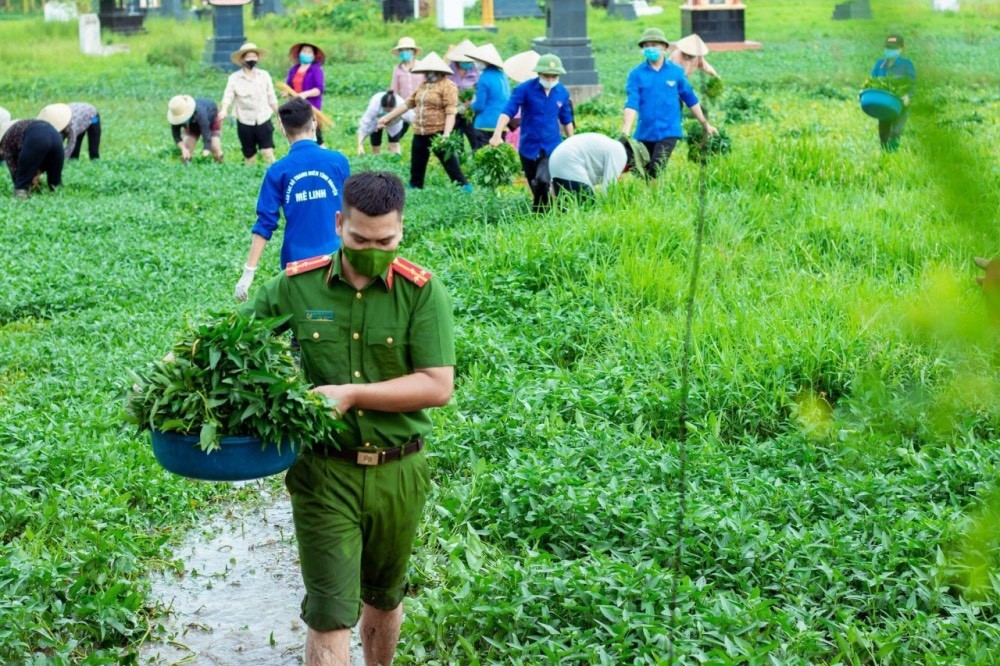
[390,257,431,287]
[286,254,332,276]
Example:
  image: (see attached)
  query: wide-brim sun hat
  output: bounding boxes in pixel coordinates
[637,27,669,48]
[38,103,72,132]
[0,119,14,140]
[467,43,504,69]
[231,42,267,66]
[504,50,539,83]
[411,52,452,75]
[289,42,325,65]
[674,34,709,57]
[391,37,422,54]
[532,53,566,76]
[167,94,196,125]
[445,38,477,63]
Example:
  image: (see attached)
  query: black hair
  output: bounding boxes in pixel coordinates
[343,171,405,217]
[379,90,397,110]
[278,97,314,134]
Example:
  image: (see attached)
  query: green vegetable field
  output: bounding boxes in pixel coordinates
[1,0,999,662]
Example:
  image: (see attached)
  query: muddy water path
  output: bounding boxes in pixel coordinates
[140,481,362,665]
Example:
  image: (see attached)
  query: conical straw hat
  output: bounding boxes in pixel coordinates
[674,34,709,56]
[503,50,539,83]
[411,52,452,75]
[467,43,504,69]
[446,38,477,63]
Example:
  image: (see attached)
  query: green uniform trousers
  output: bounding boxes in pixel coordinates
[285,450,431,631]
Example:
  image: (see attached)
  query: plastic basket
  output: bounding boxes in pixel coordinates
[151,430,299,482]
[860,89,903,121]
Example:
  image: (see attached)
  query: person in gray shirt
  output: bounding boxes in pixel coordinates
[549,133,648,202]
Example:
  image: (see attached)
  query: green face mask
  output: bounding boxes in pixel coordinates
[342,246,397,278]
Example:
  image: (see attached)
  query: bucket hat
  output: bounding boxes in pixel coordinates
[167,95,196,125]
[504,50,539,83]
[533,53,566,75]
[467,43,504,69]
[674,34,708,57]
[38,103,72,132]
[231,42,267,66]
[289,42,325,65]
[411,52,453,75]
[391,37,422,54]
[445,38,477,63]
[637,27,669,48]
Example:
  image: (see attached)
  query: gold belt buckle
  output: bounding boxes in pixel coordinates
[357,450,381,466]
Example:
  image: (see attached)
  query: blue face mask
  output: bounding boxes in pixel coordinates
[459,61,474,70]
[643,47,662,62]
[299,53,314,65]
[399,50,414,62]
[884,48,901,60]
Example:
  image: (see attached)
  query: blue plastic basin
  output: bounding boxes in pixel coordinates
[860,89,903,121]
[150,430,299,482]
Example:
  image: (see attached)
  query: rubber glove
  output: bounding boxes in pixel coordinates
[234,264,256,302]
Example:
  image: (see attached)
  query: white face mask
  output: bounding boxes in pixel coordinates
[474,61,486,72]
[539,77,558,90]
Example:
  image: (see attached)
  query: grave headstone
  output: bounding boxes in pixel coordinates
[932,0,958,10]
[160,0,185,20]
[252,0,285,18]
[45,1,78,21]
[437,0,464,29]
[832,0,871,20]
[494,0,542,19]
[681,1,745,43]
[98,0,146,33]
[202,0,250,71]
[532,0,600,103]
[383,0,415,21]
[79,13,102,54]
[607,1,636,20]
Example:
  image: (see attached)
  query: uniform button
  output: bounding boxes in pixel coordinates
[354,370,361,378]
[353,332,360,340]
[364,441,372,447]
[355,292,362,300]
[386,337,393,344]
[312,332,320,339]
[357,410,364,417]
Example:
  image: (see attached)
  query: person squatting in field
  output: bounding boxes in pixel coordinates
[234,97,351,301]
[489,53,575,212]
[219,42,280,165]
[621,27,716,179]
[377,52,471,191]
[167,95,224,164]
[1,104,69,200]
[243,171,455,666]
[870,34,916,152]
[548,133,650,204]
[356,91,413,157]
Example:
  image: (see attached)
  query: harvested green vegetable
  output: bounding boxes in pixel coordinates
[431,131,467,162]
[861,76,911,97]
[125,312,343,452]
[468,142,521,188]
[684,119,732,163]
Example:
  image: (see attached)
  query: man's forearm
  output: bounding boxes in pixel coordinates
[689,103,709,125]
[326,367,454,413]
[245,233,269,268]
[621,108,637,135]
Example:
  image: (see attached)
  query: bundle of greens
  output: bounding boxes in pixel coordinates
[861,76,910,98]
[459,87,476,123]
[685,120,732,163]
[431,131,467,162]
[468,142,522,188]
[125,312,342,452]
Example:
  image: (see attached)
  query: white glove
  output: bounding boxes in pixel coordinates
[234,264,256,302]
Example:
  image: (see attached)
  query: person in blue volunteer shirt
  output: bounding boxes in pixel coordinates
[870,34,915,152]
[620,27,716,179]
[234,97,351,301]
[467,43,510,152]
[489,53,575,212]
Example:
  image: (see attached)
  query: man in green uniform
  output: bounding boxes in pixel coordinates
[245,171,455,665]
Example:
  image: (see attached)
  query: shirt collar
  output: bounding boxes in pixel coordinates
[328,251,395,290]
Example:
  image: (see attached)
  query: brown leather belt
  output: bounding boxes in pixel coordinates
[322,439,424,466]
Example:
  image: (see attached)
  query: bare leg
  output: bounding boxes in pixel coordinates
[244,153,257,165]
[371,145,382,155]
[261,148,276,164]
[210,136,224,163]
[359,603,402,666]
[387,143,400,155]
[306,627,352,666]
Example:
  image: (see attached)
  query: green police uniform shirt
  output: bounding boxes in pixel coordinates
[246,252,456,451]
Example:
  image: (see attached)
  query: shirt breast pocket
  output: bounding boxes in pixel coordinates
[298,321,349,385]
[366,327,409,380]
